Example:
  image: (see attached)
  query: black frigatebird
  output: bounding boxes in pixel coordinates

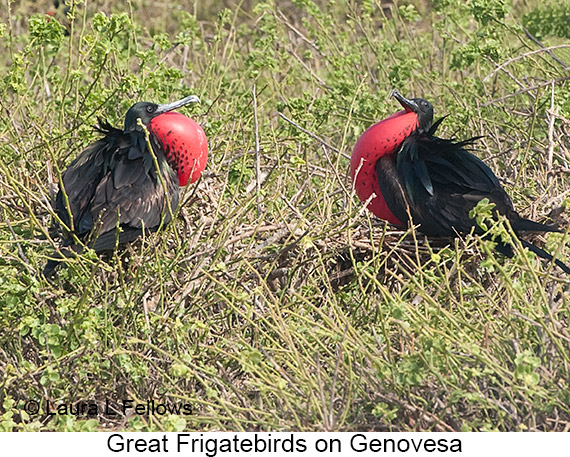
[44,95,208,276]
[350,89,569,274]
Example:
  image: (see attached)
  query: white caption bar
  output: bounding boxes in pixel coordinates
[2,431,568,456]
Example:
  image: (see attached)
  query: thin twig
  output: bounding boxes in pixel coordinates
[287,45,331,89]
[547,81,557,172]
[481,76,570,107]
[321,144,350,198]
[523,28,569,69]
[252,85,262,217]
[274,10,322,54]
[137,119,176,237]
[224,224,282,247]
[483,44,570,83]
[6,220,32,272]
[277,111,351,159]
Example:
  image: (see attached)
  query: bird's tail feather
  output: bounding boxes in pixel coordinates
[42,243,81,278]
[43,257,62,278]
[520,239,570,275]
[514,218,560,233]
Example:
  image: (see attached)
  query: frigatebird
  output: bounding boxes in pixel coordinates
[350,90,569,274]
[44,95,208,276]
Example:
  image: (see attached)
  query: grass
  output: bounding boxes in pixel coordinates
[1,0,570,431]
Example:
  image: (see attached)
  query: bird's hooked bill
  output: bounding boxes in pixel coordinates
[156,95,201,115]
[390,89,419,113]
[389,89,401,100]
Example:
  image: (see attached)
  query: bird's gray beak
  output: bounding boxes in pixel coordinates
[390,89,419,113]
[155,95,201,115]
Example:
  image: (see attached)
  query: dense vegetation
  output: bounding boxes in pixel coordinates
[1,0,570,431]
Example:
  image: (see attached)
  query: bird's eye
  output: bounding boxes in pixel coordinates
[146,105,155,113]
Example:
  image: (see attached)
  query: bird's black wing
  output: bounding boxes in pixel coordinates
[375,120,568,274]
[376,126,519,237]
[55,122,119,235]
[55,123,179,252]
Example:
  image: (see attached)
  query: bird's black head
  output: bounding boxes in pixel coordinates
[390,90,434,133]
[123,95,200,133]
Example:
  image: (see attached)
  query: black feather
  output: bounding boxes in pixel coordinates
[376,117,569,273]
[45,122,179,276]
